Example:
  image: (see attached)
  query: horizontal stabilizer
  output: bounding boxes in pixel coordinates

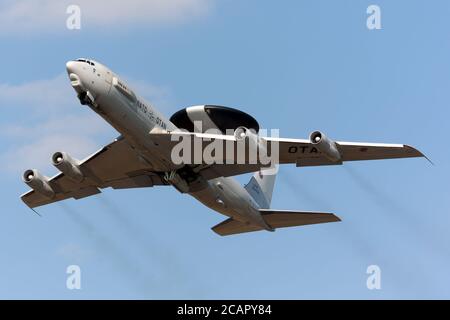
[212,210,341,236]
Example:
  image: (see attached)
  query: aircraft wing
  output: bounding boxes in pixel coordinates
[267,137,426,166]
[21,136,168,208]
[149,131,426,180]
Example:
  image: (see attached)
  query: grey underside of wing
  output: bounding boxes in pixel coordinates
[272,139,426,166]
[21,137,168,208]
[149,132,426,180]
[212,210,341,236]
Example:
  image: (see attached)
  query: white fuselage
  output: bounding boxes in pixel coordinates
[66,59,270,229]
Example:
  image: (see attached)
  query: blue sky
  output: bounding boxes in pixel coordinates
[0,0,449,299]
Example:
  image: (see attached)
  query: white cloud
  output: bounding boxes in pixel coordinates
[0,0,212,35]
[1,118,110,174]
[0,72,173,175]
[0,72,173,114]
[124,77,174,111]
[1,114,110,139]
[0,73,73,111]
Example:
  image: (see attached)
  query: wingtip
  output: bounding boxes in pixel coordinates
[21,193,42,215]
[404,145,433,165]
[424,155,434,166]
[30,207,42,217]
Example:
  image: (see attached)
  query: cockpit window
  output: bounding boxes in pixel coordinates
[76,58,95,66]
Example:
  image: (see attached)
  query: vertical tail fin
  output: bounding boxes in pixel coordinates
[245,168,277,209]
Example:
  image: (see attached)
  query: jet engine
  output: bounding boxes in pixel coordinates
[309,131,342,162]
[52,152,84,183]
[22,169,55,199]
[234,126,268,164]
[234,126,259,142]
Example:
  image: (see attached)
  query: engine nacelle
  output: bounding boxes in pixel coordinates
[234,126,254,141]
[22,169,55,199]
[309,131,342,162]
[52,152,84,183]
[234,126,268,164]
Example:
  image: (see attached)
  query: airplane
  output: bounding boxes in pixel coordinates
[21,58,426,236]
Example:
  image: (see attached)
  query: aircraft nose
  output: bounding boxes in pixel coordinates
[66,60,77,74]
[66,60,84,93]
